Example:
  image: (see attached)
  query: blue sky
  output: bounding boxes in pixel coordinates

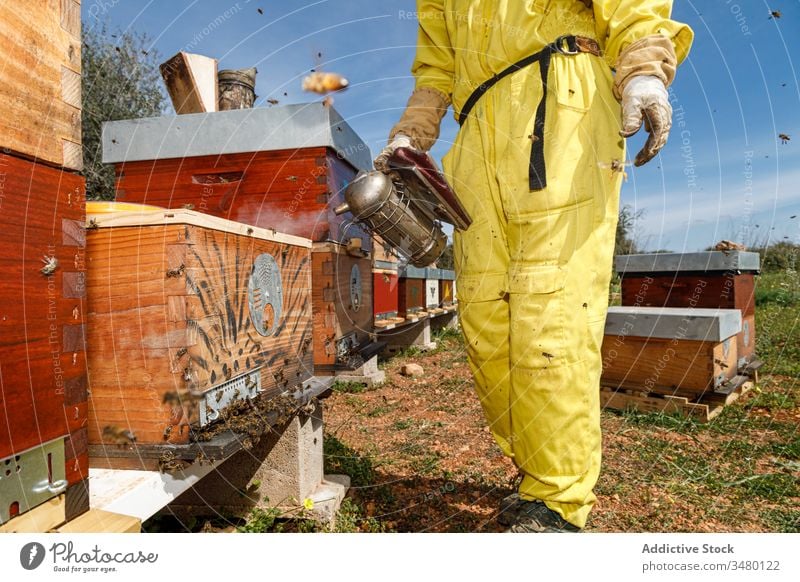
[85,0,800,252]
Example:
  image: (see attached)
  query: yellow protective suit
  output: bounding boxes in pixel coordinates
[396,1,692,528]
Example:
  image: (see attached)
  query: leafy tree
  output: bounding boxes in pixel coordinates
[82,24,166,200]
[437,242,455,269]
[615,204,644,256]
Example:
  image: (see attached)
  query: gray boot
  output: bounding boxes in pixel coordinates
[505,500,581,533]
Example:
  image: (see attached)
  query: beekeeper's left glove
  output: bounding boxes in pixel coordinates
[619,75,672,167]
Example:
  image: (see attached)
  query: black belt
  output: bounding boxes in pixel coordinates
[456,35,601,191]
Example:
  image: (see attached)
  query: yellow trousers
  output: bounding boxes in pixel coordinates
[443,52,624,529]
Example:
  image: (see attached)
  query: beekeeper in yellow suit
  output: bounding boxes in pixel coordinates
[375,0,692,532]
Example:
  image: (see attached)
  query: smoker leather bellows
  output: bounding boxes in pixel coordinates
[335,148,472,267]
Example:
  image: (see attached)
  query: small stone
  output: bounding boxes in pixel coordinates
[401,363,424,377]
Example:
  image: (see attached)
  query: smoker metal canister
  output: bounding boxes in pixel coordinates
[218,68,257,110]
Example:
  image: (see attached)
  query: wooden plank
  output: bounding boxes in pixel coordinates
[57,509,141,533]
[0,0,82,170]
[600,388,712,421]
[159,52,218,114]
[0,495,66,533]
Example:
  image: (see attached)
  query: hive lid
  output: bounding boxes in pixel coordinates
[605,306,742,342]
[439,269,456,280]
[86,205,312,248]
[101,103,372,171]
[614,251,760,274]
[400,265,439,279]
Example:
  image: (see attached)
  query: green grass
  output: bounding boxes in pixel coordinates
[323,435,376,487]
[332,380,371,394]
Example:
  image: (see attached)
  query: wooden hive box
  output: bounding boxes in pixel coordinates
[0,154,88,526]
[373,261,400,326]
[615,251,759,368]
[601,306,741,399]
[103,104,372,250]
[398,266,428,318]
[424,268,441,311]
[311,243,373,373]
[0,0,82,170]
[85,204,313,459]
[439,269,456,307]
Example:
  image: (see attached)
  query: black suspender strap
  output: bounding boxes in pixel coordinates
[456,35,598,191]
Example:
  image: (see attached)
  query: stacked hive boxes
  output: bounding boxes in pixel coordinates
[102,105,374,380]
[601,251,760,419]
[616,251,760,368]
[0,0,89,526]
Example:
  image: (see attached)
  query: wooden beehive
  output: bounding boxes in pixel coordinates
[373,261,400,325]
[311,242,373,373]
[103,104,372,249]
[85,205,313,455]
[0,0,82,170]
[425,268,441,311]
[439,269,455,307]
[0,154,88,525]
[399,266,428,318]
[616,251,759,367]
[601,306,741,399]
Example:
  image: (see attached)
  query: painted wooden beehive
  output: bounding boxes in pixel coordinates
[616,251,759,367]
[373,261,400,325]
[0,155,88,525]
[439,269,455,307]
[85,204,313,453]
[424,268,441,311]
[102,104,372,250]
[311,242,373,373]
[399,266,428,318]
[601,306,741,399]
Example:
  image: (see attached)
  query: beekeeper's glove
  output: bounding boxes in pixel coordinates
[373,133,413,172]
[619,75,672,166]
[374,87,450,171]
[613,35,679,167]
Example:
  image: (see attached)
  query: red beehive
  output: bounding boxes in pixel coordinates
[103,104,372,251]
[0,154,88,525]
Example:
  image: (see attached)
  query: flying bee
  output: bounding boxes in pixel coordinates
[302,71,349,94]
[102,425,137,445]
[779,133,790,144]
[86,218,99,230]
[598,159,631,181]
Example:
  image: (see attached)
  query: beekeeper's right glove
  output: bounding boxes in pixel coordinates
[374,87,450,171]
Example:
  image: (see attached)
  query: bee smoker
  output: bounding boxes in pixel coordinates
[334,147,472,267]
